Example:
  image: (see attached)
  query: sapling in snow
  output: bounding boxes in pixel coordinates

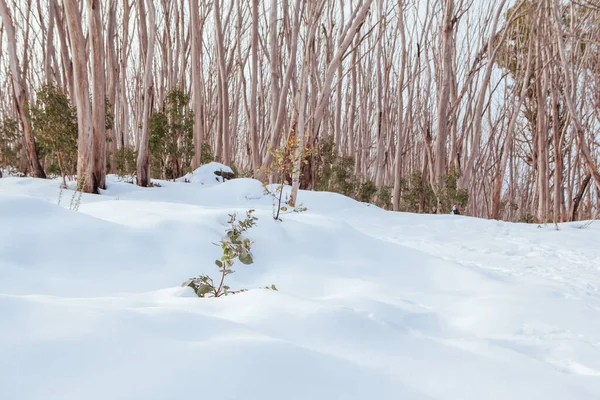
[262,132,311,221]
[185,210,258,297]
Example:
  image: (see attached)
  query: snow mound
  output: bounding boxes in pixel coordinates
[1,176,600,400]
[177,162,234,185]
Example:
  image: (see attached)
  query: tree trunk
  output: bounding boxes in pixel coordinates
[249,0,261,174]
[89,0,106,190]
[136,0,156,187]
[393,2,407,211]
[434,0,454,210]
[64,0,94,192]
[213,0,230,165]
[106,0,118,173]
[190,0,205,169]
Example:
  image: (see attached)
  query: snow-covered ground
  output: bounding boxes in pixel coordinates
[1,168,600,400]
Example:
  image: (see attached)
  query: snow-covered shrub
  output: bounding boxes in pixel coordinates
[179,162,235,185]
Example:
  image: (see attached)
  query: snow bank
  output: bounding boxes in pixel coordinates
[1,175,599,400]
[177,162,235,185]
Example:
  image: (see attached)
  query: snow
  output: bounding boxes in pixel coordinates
[1,174,600,400]
[177,162,235,185]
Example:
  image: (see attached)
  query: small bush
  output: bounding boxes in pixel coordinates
[262,132,311,220]
[398,172,437,213]
[149,89,194,180]
[315,137,358,197]
[185,210,258,298]
[357,180,377,203]
[377,185,393,210]
[30,85,78,182]
[199,142,215,165]
[436,167,469,213]
[0,118,22,172]
[115,146,138,183]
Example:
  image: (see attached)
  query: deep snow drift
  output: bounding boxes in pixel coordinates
[1,171,600,400]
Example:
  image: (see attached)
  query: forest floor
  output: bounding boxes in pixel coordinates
[1,164,600,400]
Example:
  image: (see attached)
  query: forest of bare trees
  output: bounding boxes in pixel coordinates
[0,0,599,223]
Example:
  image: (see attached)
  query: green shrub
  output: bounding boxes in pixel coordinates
[30,85,78,182]
[200,142,214,165]
[115,146,138,182]
[0,118,22,172]
[376,185,393,210]
[436,167,469,213]
[315,136,358,197]
[399,172,436,213]
[149,89,194,180]
[185,210,258,298]
[357,180,377,203]
[310,136,469,214]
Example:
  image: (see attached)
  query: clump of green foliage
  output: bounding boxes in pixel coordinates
[185,210,259,298]
[149,89,194,180]
[0,118,22,173]
[311,136,467,213]
[436,167,469,213]
[312,137,394,208]
[315,136,357,198]
[199,142,214,165]
[114,146,138,183]
[396,172,437,213]
[393,169,468,214]
[30,85,78,185]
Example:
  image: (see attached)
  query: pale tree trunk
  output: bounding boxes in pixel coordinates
[64,0,94,192]
[45,0,55,84]
[190,0,205,169]
[289,3,321,207]
[434,0,454,209]
[136,0,156,187]
[249,0,261,174]
[213,0,230,165]
[333,0,344,152]
[550,68,564,223]
[106,0,118,173]
[535,24,549,223]
[120,0,130,148]
[268,0,280,152]
[0,0,46,178]
[374,0,385,188]
[89,0,106,190]
[393,1,407,211]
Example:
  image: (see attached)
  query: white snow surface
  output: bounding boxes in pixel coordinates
[1,175,600,400]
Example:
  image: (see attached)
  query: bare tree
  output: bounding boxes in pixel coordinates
[63,0,95,192]
[136,0,156,187]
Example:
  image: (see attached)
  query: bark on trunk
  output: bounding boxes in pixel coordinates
[64,0,95,192]
[136,0,156,187]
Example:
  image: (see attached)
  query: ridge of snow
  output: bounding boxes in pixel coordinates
[1,175,599,400]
